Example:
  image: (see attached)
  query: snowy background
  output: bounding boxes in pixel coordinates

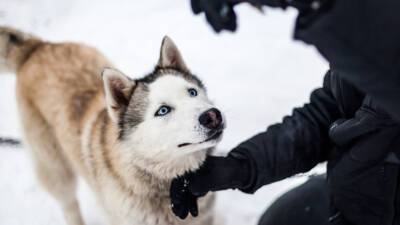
[0,0,328,224]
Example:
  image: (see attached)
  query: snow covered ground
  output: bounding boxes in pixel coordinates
[0,1,328,224]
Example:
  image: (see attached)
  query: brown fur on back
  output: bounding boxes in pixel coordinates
[16,42,113,176]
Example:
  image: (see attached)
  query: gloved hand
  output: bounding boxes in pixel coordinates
[190,0,288,32]
[191,0,238,32]
[170,176,199,219]
[170,155,251,219]
[327,103,400,225]
[190,0,332,32]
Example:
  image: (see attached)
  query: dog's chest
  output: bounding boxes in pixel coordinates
[99,181,214,225]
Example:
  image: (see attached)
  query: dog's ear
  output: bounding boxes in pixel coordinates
[102,68,135,122]
[157,36,189,72]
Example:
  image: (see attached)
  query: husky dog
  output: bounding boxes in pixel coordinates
[0,27,224,225]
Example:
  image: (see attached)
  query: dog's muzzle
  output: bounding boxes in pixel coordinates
[199,108,223,130]
[178,108,224,148]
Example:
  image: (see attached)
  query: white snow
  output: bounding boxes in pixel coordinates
[0,1,328,224]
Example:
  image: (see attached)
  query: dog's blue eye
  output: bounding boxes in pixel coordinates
[188,88,198,97]
[155,105,171,117]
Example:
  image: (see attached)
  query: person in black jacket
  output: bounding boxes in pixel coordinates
[170,0,400,225]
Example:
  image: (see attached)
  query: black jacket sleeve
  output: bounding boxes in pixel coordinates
[230,71,341,193]
[294,0,400,122]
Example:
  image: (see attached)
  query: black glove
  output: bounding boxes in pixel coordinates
[190,0,333,33]
[170,176,199,219]
[170,155,251,219]
[327,102,400,225]
[190,0,288,32]
[191,0,238,32]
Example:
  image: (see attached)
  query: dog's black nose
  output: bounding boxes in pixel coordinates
[199,108,223,130]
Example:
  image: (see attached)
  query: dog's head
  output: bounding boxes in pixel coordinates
[102,37,224,179]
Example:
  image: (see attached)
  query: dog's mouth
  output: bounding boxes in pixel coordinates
[178,129,224,148]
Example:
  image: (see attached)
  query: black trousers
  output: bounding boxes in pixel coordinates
[258,175,330,225]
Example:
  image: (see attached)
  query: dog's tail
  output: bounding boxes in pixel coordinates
[0,26,42,73]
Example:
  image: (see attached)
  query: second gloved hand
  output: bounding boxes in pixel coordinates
[190,0,288,32]
[170,155,251,219]
[191,0,238,32]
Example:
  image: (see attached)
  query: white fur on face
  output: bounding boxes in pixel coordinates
[126,74,222,161]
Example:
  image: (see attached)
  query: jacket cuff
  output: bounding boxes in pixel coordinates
[228,147,264,194]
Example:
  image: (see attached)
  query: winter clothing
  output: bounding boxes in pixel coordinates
[191,0,400,121]
[190,0,238,32]
[258,175,329,225]
[235,77,400,225]
[294,0,400,123]
[171,0,400,223]
[170,176,199,219]
[170,155,251,218]
[171,70,400,224]
[190,0,288,32]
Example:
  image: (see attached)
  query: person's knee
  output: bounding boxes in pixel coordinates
[258,175,329,225]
